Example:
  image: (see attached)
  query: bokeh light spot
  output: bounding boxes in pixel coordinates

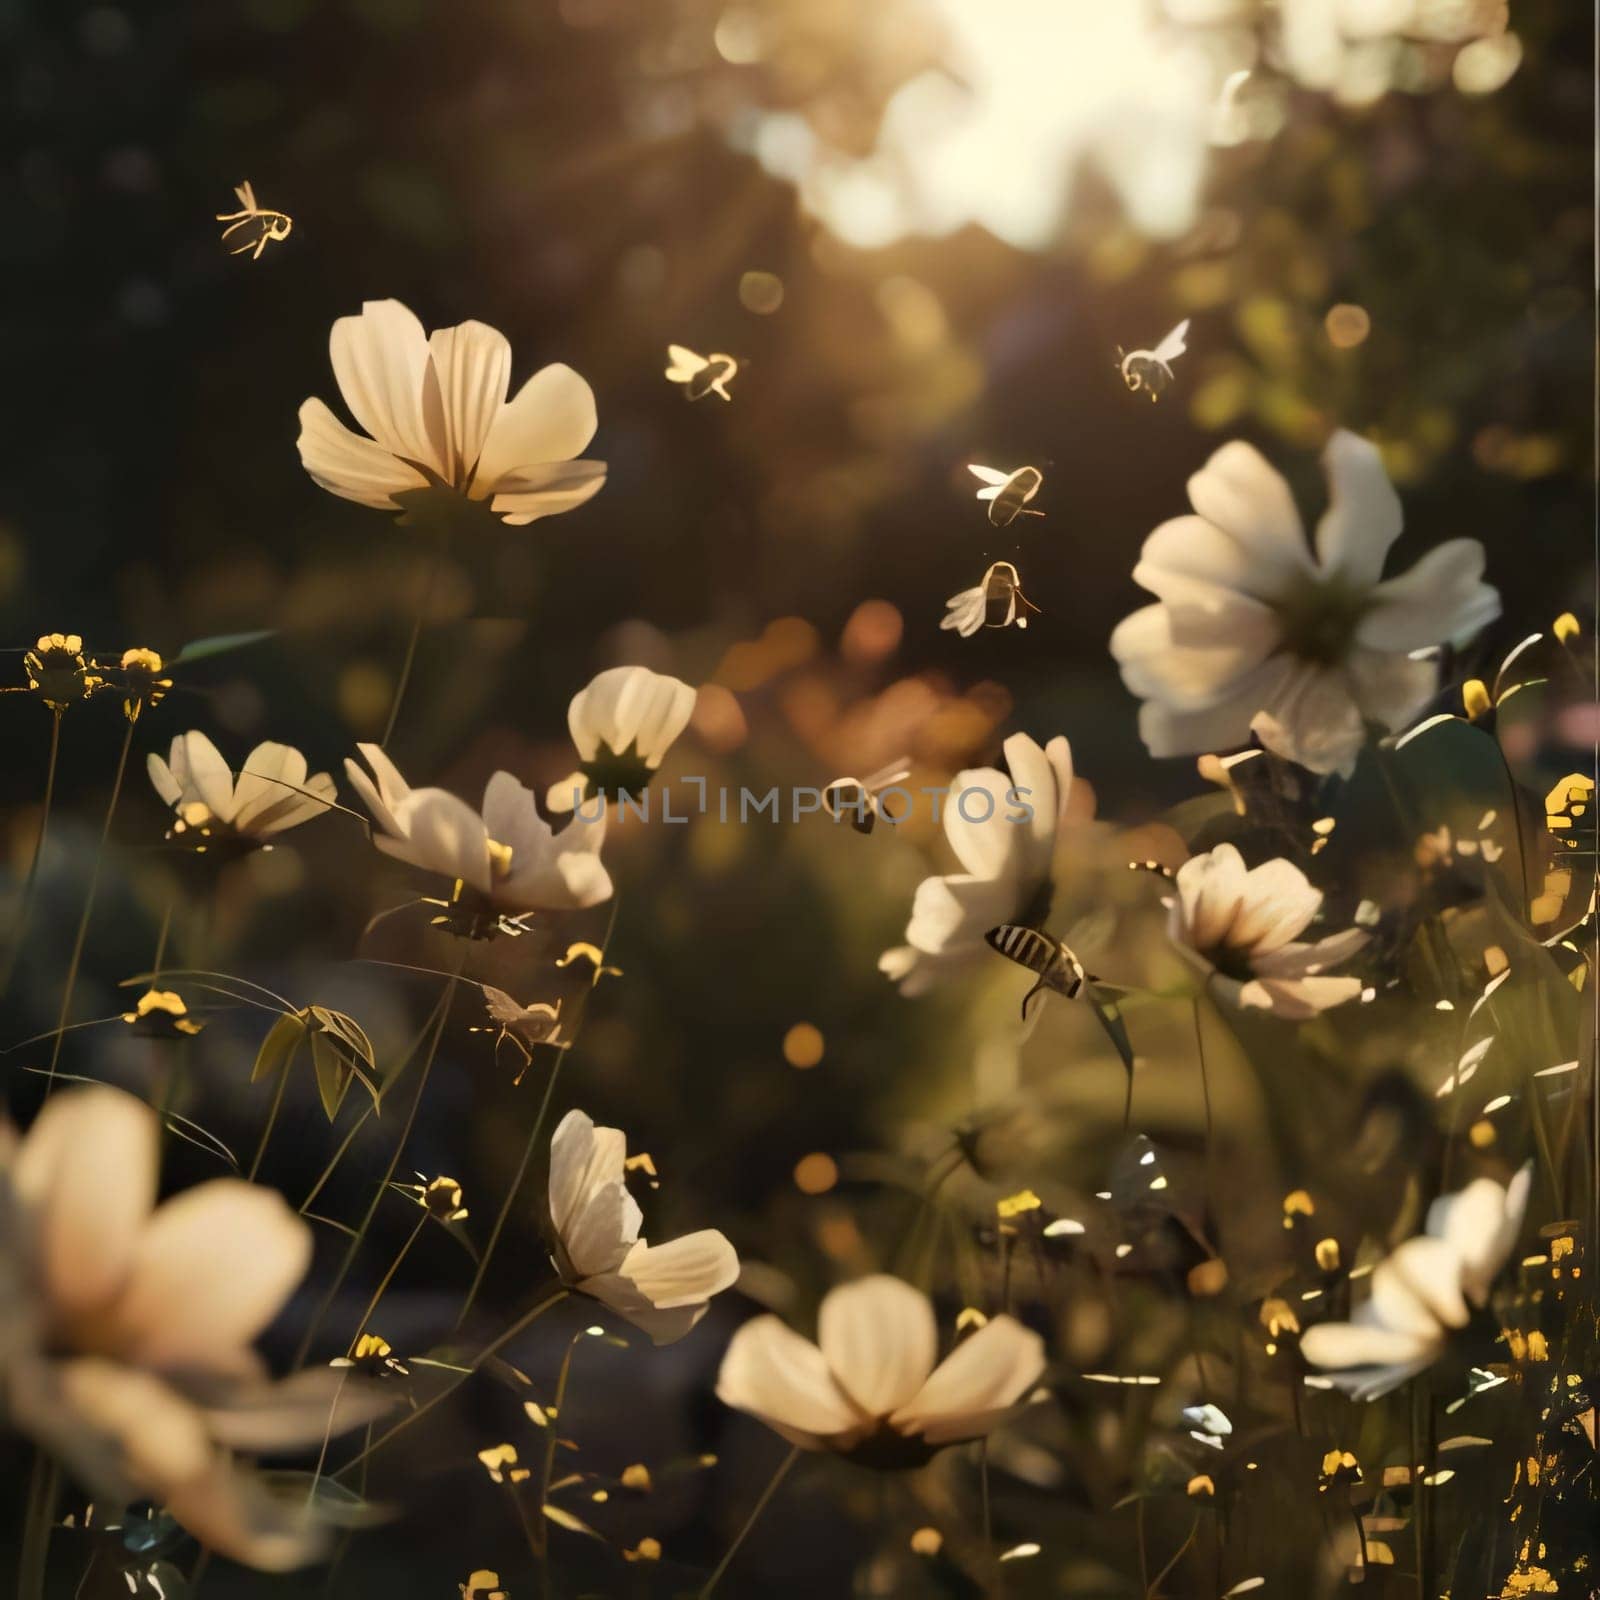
[783,1022,825,1068]
[793,1152,838,1194]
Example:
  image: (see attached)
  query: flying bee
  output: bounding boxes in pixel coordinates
[984,923,1089,1020]
[471,985,569,1083]
[215,180,293,260]
[665,344,738,401]
[1117,318,1190,401]
[967,463,1044,527]
[823,759,912,834]
[941,560,1041,638]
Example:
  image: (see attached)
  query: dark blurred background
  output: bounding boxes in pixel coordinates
[0,0,1593,1594]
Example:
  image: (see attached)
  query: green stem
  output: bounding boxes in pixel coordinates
[351,1210,427,1346]
[455,1045,566,1331]
[294,956,462,1365]
[247,1043,297,1182]
[333,1286,570,1479]
[2,709,62,998]
[380,533,447,751]
[17,1452,59,1600]
[44,718,135,1091]
[455,894,621,1330]
[537,1331,587,1554]
[697,1445,801,1598]
[300,1103,375,1214]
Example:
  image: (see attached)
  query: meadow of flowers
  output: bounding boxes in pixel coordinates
[0,2,1593,1597]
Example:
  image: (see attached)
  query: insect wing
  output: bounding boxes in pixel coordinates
[941,584,987,637]
[665,344,708,383]
[1152,318,1190,365]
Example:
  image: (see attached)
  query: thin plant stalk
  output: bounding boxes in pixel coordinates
[44,718,136,1092]
[248,1040,298,1182]
[334,1286,570,1479]
[537,1331,588,1556]
[2,709,62,998]
[294,955,462,1365]
[17,1452,59,1600]
[351,1209,428,1345]
[380,532,448,751]
[697,1445,801,1598]
[455,1042,566,1330]
[454,894,622,1329]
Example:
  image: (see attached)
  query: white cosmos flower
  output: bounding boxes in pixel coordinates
[345,744,611,922]
[296,300,606,526]
[880,733,1073,995]
[715,1275,1046,1461]
[1301,1165,1531,1401]
[0,1087,389,1570]
[1168,843,1366,1018]
[148,731,336,848]
[1110,430,1500,777]
[547,666,698,811]
[547,1110,739,1345]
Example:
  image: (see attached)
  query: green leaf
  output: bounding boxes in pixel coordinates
[252,1012,306,1085]
[170,629,276,665]
[310,1027,354,1121]
[1087,982,1135,1080]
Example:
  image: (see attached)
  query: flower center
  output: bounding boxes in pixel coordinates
[1273,576,1371,668]
[579,743,654,805]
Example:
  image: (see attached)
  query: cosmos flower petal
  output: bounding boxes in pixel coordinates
[296,397,429,510]
[563,1181,641,1280]
[1003,732,1070,884]
[890,1315,1045,1441]
[474,363,599,493]
[14,1087,158,1319]
[1225,858,1323,952]
[380,789,494,894]
[1174,842,1248,950]
[429,320,512,486]
[229,742,311,833]
[1359,539,1501,654]
[1370,1236,1471,1334]
[490,460,608,524]
[818,1275,938,1417]
[108,1179,311,1374]
[1135,514,1302,613]
[202,1367,394,1452]
[941,767,1018,882]
[1429,1165,1529,1306]
[328,299,444,475]
[616,1229,741,1309]
[548,1109,636,1269]
[1184,440,1314,586]
[173,730,239,824]
[1237,974,1363,1018]
[715,1315,863,1446]
[146,752,184,808]
[1313,430,1404,589]
[1299,1321,1440,1382]
[345,743,412,837]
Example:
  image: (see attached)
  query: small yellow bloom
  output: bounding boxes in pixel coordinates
[910,1527,944,1556]
[120,988,204,1037]
[16,632,104,713]
[117,647,172,722]
[414,1175,469,1223]
[997,1188,1043,1221]
[1553,612,1581,643]
[620,1463,652,1492]
[477,1444,529,1484]
[623,1538,662,1563]
[1461,678,1493,721]
[1187,1474,1215,1498]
